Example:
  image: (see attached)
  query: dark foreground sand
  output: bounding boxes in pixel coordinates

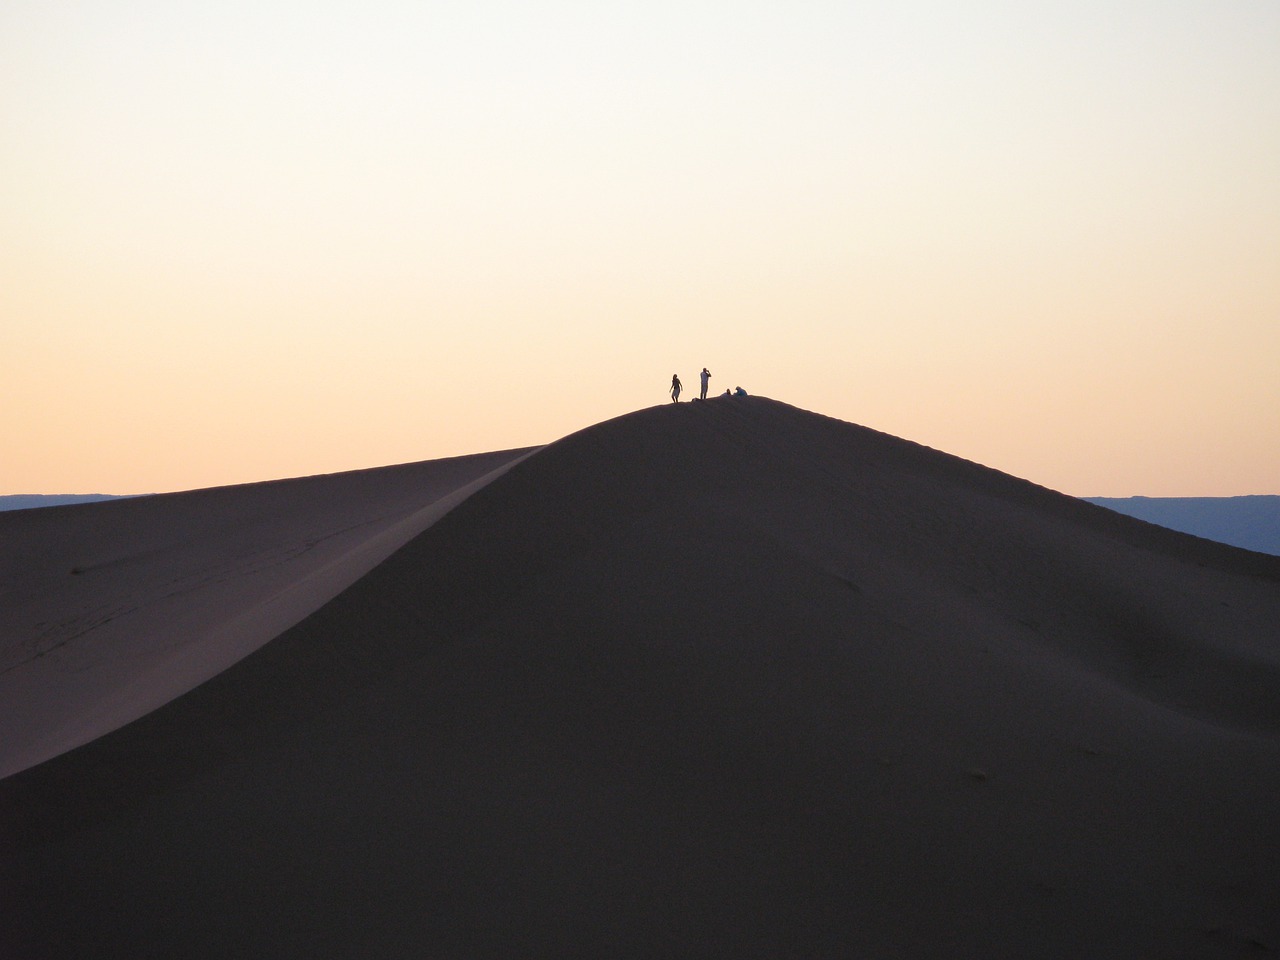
[3,398,1278,958]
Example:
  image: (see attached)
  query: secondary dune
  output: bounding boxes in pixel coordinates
[0,447,536,778]
[3,398,1278,958]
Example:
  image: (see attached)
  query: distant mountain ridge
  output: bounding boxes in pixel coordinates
[1084,495,1280,557]
[0,494,125,512]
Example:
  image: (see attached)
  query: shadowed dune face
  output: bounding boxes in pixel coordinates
[4,398,1279,959]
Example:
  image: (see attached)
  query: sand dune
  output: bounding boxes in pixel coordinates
[0,447,536,778]
[4,398,1278,958]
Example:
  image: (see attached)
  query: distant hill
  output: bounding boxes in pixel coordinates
[1084,495,1280,556]
[0,494,123,512]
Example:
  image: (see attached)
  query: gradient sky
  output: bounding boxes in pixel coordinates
[3,0,1277,497]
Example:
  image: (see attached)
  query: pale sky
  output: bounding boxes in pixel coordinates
[3,0,1278,497]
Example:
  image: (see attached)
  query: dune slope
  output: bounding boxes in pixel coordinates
[4,398,1279,958]
[0,447,536,778]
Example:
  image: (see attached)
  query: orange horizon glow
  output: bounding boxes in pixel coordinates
[4,1,1278,499]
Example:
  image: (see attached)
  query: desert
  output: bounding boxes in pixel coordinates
[3,397,1278,958]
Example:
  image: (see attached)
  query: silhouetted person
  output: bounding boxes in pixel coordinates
[734,386,748,397]
[699,367,711,400]
[670,374,682,403]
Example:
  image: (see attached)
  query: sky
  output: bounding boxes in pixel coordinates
[3,0,1277,497]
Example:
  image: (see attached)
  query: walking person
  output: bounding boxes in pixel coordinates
[670,374,682,403]
[699,367,711,400]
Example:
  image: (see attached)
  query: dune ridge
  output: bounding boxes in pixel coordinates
[3,398,1278,958]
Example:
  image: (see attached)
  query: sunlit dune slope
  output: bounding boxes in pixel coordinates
[0,447,536,778]
[4,397,1279,959]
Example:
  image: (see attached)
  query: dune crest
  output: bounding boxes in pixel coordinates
[4,398,1278,958]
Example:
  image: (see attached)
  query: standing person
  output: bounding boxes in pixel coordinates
[670,374,682,402]
[699,367,711,400]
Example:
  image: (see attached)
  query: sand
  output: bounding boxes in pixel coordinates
[0,447,537,778]
[3,398,1278,958]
